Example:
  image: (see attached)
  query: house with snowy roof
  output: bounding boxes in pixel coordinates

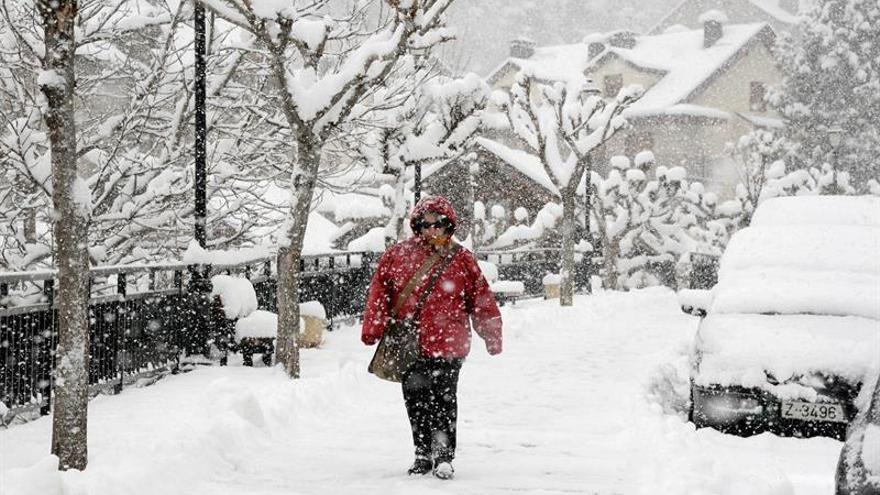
[478,15,783,197]
[647,0,810,36]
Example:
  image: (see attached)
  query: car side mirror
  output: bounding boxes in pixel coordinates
[678,289,712,317]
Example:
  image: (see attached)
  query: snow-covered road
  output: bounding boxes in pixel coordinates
[1,288,843,495]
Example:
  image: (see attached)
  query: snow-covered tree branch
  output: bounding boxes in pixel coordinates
[490,71,642,305]
[198,0,457,377]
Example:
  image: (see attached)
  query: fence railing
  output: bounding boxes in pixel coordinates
[0,252,376,420]
[1,247,718,421]
[477,248,564,296]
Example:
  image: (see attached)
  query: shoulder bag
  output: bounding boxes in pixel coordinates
[368,245,459,382]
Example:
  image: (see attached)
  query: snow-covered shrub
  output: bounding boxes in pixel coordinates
[590,156,706,290]
[489,204,508,243]
[728,126,879,234]
[211,275,258,320]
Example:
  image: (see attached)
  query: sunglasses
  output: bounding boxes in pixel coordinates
[417,219,451,230]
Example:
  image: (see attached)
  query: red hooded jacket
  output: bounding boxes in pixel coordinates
[361,196,502,358]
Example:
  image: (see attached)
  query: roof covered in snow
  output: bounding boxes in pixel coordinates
[486,23,775,121]
[475,137,560,196]
[599,23,773,117]
[487,43,596,86]
[746,0,801,23]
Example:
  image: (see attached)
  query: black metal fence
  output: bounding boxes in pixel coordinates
[0,252,376,419]
[477,248,720,294]
[477,248,563,296]
[1,247,718,420]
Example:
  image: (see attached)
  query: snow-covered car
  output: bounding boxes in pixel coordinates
[684,196,880,438]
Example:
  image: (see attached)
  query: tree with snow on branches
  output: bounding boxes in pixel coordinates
[488,71,642,306]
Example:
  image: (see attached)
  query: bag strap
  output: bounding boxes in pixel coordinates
[392,251,443,318]
[410,244,460,322]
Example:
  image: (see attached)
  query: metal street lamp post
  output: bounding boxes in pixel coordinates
[828,126,843,164]
[827,126,844,193]
[189,2,211,359]
[194,2,207,248]
[414,162,422,204]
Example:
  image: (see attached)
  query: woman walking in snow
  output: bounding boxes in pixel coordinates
[361,196,503,480]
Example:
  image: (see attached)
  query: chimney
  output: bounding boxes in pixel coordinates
[607,30,637,49]
[588,42,605,60]
[509,37,536,59]
[698,10,728,48]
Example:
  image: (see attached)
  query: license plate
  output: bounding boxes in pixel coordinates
[781,401,846,423]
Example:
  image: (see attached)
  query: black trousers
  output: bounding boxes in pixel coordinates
[402,357,464,463]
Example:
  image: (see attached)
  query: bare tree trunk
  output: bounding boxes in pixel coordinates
[559,188,576,306]
[276,131,321,378]
[603,237,620,290]
[385,170,408,247]
[38,0,90,472]
[25,208,37,243]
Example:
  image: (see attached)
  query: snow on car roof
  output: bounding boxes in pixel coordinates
[713,223,880,319]
[750,196,880,228]
[720,225,880,275]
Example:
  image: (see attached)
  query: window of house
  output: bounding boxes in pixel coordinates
[624,131,655,158]
[604,74,623,97]
[750,81,767,112]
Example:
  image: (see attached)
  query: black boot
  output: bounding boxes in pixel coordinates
[407,457,432,476]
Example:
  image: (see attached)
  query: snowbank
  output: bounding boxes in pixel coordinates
[0,289,844,495]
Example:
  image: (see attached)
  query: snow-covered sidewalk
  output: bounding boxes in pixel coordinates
[1,288,842,495]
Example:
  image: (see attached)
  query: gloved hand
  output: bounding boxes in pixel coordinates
[486,340,502,355]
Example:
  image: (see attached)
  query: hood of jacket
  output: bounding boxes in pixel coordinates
[409,196,457,235]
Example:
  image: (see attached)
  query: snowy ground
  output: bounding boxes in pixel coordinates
[1,288,843,495]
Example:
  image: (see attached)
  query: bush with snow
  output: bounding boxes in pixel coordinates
[590,156,708,290]
[210,275,258,320]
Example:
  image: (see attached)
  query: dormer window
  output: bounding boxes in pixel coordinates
[604,74,623,97]
[750,81,767,112]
